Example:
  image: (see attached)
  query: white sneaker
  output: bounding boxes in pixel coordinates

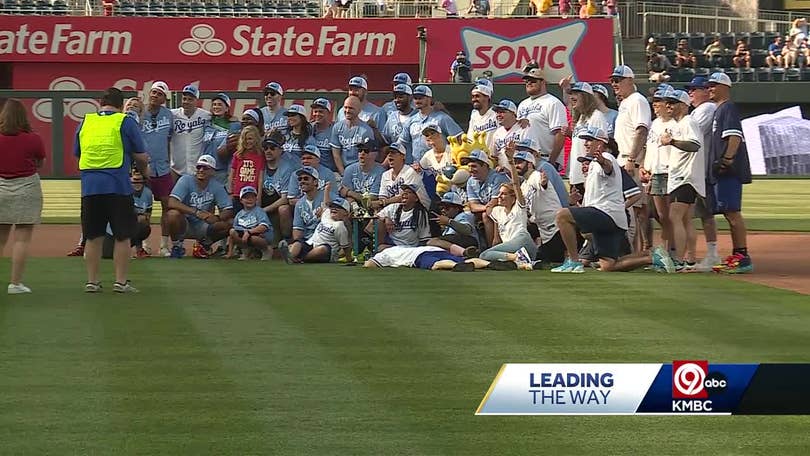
[159,246,171,257]
[261,249,272,261]
[113,281,139,293]
[8,283,32,294]
[142,242,153,256]
[85,282,102,293]
[696,254,720,272]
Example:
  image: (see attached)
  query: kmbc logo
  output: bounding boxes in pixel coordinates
[461,21,586,82]
[672,360,728,399]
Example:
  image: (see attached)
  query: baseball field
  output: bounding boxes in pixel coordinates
[1,178,809,454]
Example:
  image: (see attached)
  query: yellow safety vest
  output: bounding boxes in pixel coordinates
[78,112,126,170]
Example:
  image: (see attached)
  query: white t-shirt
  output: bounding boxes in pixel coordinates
[378,165,431,208]
[690,101,717,174]
[370,245,445,268]
[583,153,628,230]
[521,170,561,243]
[666,115,705,197]
[419,148,453,175]
[644,117,677,174]
[516,93,567,163]
[169,108,211,176]
[307,211,350,261]
[467,108,498,154]
[378,203,431,247]
[614,91,651,166]
[492,123,525,168]
[569,110,608,185]
[489,201,529,243]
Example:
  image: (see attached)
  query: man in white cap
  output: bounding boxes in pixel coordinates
[381,72,414,114]
[516,67,567,170]
[330,95,376,175]
[659,89,703,271]
[337,76,387,132]
[381,84,416,145]
[310,97,336,172]
[398,85,462,164]
[706,72,752,273]
[374,142,431,209]
[591,84,618,138]
[467,83,497,154]
[170,84,211,179]
[463,148,509,247]
[610,64,652,252]
[260,81,287,133]
[491,99,524,168]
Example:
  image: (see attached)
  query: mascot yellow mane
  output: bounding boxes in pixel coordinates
[436,131,493,196]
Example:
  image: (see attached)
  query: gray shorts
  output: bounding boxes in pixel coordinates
[185,218,212,240]
[693,182,715,219]
[649,173,669,196]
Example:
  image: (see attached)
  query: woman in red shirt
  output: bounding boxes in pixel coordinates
[0,99,46,295]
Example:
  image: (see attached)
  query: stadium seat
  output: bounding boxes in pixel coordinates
[803,68,810,82]
[672,67,695,82]
[736,32,750,46]
[751,50,767,68]
[749,32,766,50]
[739,67,755,82]
[52,0,68,14]
[693,50,708,68]
[219,1,233,16]
[35,0,50,14]
[263,2,278,16]
[176,0,191,15]
[764,31,780,46]
[786,68,801,82]
[18,0,35,14]
[306,0,319,16]
[657,33,676,51]
[148,0,163,15]
[719,32,735,49]
[756,67,771,82]
[291,1,306,17]
[694,67,710,78]
[119,0,135,14]
[771,67,785,82]
[190,0,206,15]
[232,1,246,16]
[724,68,739,83]
[165,0,179,16]
[689,33,706,51]
[276,1,291,16]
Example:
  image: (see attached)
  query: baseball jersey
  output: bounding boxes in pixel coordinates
[442,210,479,244]
[329,120,376,169]
[170,174,232,217]
[234,205,271,231]
[292,190,325,239]
[419,148,453,175]
[644,117,677,174]
[569,110,609,185]
[140,106,173,177]
[492,123,525,168]
[260,106,288,133]
[466,170,510,205]
[370,245,445,268]
[398,110,462,164]
[667,114,705,197]
[710,101,751,184]
[467,108,498,153]
[489,200,529,243]
[132,187,154,215]
[614,92,651,166]
[201,124,233,184]
[169,107,211,176]
[287,164,340,201]
[378,203,431,247]
[264,157,296,199]
[604,108,619,138]
[378,165,431,208]
[382,109,416,146]
[538,159,570,208]
[341,162,385,195]
[337,101,387,131]
[521,169,562,244]
[516,93,567,163]
[306,211,350,261]
[283,130,318,161]
[690,101,717,176]
[312,123,336,172]
[582,153,627,230]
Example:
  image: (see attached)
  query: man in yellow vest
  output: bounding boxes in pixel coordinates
[75,87,149,293]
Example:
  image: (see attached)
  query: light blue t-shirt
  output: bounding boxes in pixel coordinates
[260,106,288,133]
[133,187,154,215]
[442,210,478,240]
[312,123,336,171]
[292,190,325,239]
[264,158,297,199]
[170,175,232,218]
[329,120,375,169]
[283,130,318,161]
[337,101,387,132]
[287,164,340,201]
[537,159,569,208]
[605,108,619,138]
[201,123,237,184]
[341,162,385,195]
[381,108,416,147]
[140,106,173,177]
[234,205,271,231]
[381,99,415,114]
[399,111,462,164]
[466,170,510,204]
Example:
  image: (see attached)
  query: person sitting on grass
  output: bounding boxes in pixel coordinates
[228,186,274,261]
[279,196,352,264]
[426,191,480,258]
[278,166,325,257]
[374,183,431,250]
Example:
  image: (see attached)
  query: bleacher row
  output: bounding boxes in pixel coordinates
[0,0,325,16]
[0,0,70,14]
[665,66,810,82]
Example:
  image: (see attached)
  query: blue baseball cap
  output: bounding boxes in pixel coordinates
[295,166,319,179]
[213,92,230,109]
[182,84,200,98]
[515,137,538,153]
[578,126,609,144]
[653,88,673,99]
[302,144,321,158]
[348,76,368,90]
[475,77,494,90]
[413,85,433,98]
[570,82,593,95]
[708,72,732,87]
[461,149,491,166]
[493,99,517,114]
[312,98,332,111]
[665,89,691,105]
[400,182,420,193]
[393,72,412,85]
[440,191,464,206]
[239,186,258,198]
[285,104,307,117]
[386,142,407,155]
[592,84,610,99]
[471,84,493,97]
[686,76,709,90]
[611,65,635,79]
[513,150,536,166]
[263,81,284,95]
[421,123,441,135]
[329,197,351,212]
[393,84,413,95]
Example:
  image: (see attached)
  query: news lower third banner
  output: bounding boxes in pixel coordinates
[476,362,810,415]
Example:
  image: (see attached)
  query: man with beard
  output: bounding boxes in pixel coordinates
[516,67,567,169]
[381,84,416,145]
[398,85,462,165]
[381,73,414,114]
[467,83,497,154]
[491,99,524,168]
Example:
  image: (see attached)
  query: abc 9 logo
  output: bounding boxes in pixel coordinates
[674,363,727,396]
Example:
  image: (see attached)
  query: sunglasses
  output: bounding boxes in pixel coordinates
[264,90,280,97]
[609,77,623,83]
[524,79,543,84]
[196,165,213,171]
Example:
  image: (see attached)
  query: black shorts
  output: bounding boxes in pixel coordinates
[81,194,136,241]
[298,242,332,263]
[570,206,627,260]
[669,184,698,204]
[537,231,566,263]
[439,233,478,249]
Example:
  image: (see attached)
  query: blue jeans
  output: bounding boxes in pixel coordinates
[480,231,537,262]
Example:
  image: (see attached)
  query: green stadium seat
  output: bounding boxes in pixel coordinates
[739,68,755,82]
[786,68,801,82]
[724,68,739,83]
[756,67,771,82]
[689,33,705,51]
[802,68,810,82]
[749,32,766,50]
[771,67,785,82]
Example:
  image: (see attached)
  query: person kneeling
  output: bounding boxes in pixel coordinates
[279,197,352,264]
[229,186,274,260]
[427,191,480,258]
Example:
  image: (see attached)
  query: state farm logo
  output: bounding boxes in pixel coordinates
[176,23,396,58]
[32,76,99,123]
[461,21,586,82]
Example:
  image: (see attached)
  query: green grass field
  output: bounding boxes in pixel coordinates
[2,260,810,454]
[39,178,810,231]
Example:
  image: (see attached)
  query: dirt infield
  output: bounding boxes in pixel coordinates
[3,225,809,295]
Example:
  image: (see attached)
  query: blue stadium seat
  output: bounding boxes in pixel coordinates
[771,67,785,82]
[786,68,801,82]
[756,67,771,82]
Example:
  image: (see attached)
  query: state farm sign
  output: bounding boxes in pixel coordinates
[0,24,132,56]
